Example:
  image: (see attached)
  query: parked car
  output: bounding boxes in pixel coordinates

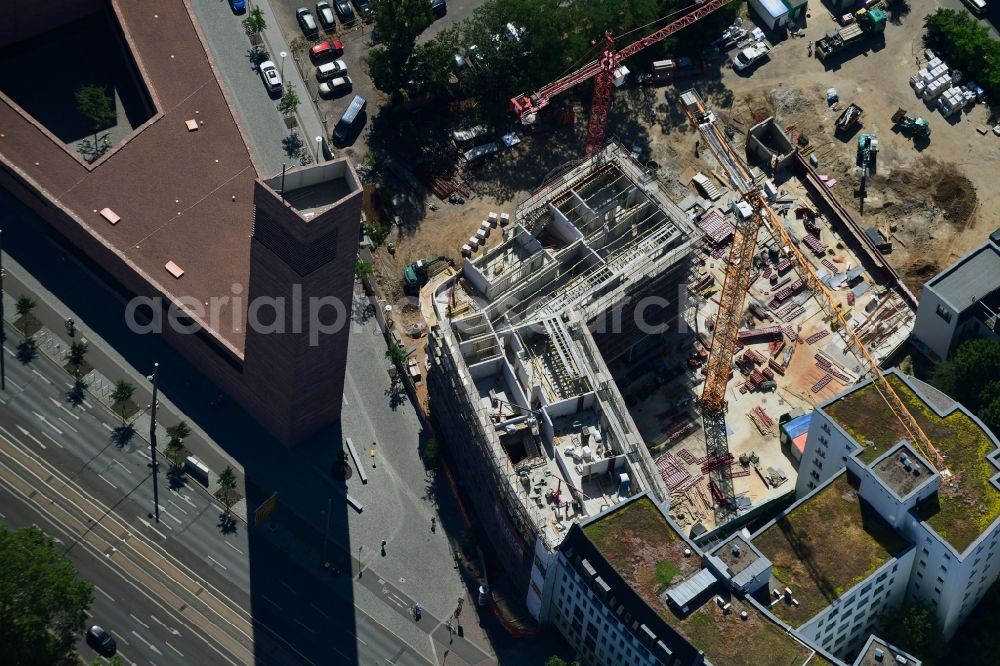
[259,60,282,94]
[316,59,348,81]
[352,0,373,20]
[319,75,353,97]
[310,39,344,61]
[86,626,117,657]
[333,0,355,23]
[333,95,367,144]
[228,0,247,13]
[453,52,470,79]
[316,1,336,30]
[431,0,447,17]
[296,7,318,36]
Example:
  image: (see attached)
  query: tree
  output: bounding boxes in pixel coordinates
[924,9,1000,101]
[165,421,191,466]
[242,6,267,46]
[15,295,36,339]
[385,342,409,369]
[216,466,238,509]
[65,340,89,378]
[544,658,579,666]
[75,84,116,147]
[0,525,94,665]
[366,0,434,101]
[278,82,301,117]
[404,37,458,99]
[876,603,945,664]
[110,379,136,424]
[355,259,374,279]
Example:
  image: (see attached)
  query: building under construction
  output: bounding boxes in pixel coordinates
[427,143,696,616]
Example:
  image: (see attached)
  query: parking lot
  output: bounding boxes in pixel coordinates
[266,0,487,157]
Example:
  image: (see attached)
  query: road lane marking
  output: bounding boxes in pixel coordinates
[165,641,184,657]
[261,595,283,611]
[294,618,315,633]
[31,368,52,384]
[49,396,81,419]
[225,541,243,555]
[162,509,182,525]
[15,425,45,449]
[40,431,62,449]
[95,584,115,602]
[181,493,196,507]
[130,613,151,629]
[114,459,133,474]
[167,499,188,515]
[309,603,330,618]
[282,581,295,593]
[137,516,168,540]
[97,474,116,488]
[100,422,113,432]
[31,411,63,435]
[150,614,180,636]
[58,416,78,433]
[130,630,163,655]
[7,377,23,391]
[207,555,228,570]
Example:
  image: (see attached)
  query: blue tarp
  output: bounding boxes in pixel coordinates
[782,412,812,440]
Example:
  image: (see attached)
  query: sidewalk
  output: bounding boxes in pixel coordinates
[1,254,248,522]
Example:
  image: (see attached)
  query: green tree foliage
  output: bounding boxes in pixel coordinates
[66,340,89,378]
[216,465,238,509]
[165,421,191,465]
[110,379,136,424]
[924,9,1000,101]
[367,0,434,100]
[0,525,94,665]
[930,339,1000,436]
[877,603,946,664]
[385,342,409,368]
[405,36,458,99]
[278,82,301,117]
[74,84,116,143]
[15,295,36,338]
[242,6,267,45]
[544,656,579,666]
[355,259,374,279]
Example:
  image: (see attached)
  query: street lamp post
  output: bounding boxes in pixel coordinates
[149,363,161,523]
[279,51,288,81]
[0,228,5,391]
[315,136,322,163]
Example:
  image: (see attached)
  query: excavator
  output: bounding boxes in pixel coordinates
[403,256,454,294]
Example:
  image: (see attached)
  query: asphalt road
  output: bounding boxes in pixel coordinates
[0,316,433,665]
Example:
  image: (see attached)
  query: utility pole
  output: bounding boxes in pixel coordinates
[0,229,5,391]
[149,363,160,523]
[321,496,332,569]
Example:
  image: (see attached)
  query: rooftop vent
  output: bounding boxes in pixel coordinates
[683,548,692,557]
[731,543,742,557]
[874,648,884,661]
[740,610,748,621]
[895,657,908,665]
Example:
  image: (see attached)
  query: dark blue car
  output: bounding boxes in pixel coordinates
[229,0,247,13]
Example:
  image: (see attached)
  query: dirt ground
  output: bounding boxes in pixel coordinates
[643,0,999,295]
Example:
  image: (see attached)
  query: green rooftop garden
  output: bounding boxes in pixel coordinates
[583,497,816,666]
[753,473,908,628]
[826,375,1000,552]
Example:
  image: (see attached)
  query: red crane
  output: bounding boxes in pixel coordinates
[510,0,737,156]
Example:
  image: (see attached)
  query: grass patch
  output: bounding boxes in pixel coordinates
[654,561,680,591]
[826,375,1000,552]
[753,473,908,628]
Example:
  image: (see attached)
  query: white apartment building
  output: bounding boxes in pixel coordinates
[793,370,1000,638]
[911,229,1000,361]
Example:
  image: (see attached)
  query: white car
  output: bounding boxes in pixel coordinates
[259,60,282,94]
[319,76,353,97]
[316,59,348,81]
[316,1,336,30]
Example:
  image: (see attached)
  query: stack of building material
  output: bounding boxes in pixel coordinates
[768,358,786,375]
[814,353,852,382]
[724,469,751,479]
[768,338,785,357]
[805,329,830,345]
[776,258,793,274]
[666,421,695,443]
[821,258,837,272]
[811,374,833,393]
[783,325,803,343]
[656,452,692,490]
[761,366,774,380]
[737,326,783,344]
[803,233,827,256]
[677,449,707,465]
[698,211,735,246]
[743,348,766,365]
[937,87,969,117]
[701,453,734,474]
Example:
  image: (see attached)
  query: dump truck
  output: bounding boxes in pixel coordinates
[835,103,863,133]
[891,108,930,139]
[815,8,886,61]
[403,256,454,294]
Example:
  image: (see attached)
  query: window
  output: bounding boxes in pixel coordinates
[936,304,952,323]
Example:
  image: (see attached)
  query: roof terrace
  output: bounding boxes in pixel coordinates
[825,374,1000,552]
[582,497,815,666]
[752,473,908,628]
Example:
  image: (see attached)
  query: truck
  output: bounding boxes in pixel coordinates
[732,41,769,71]
[835,103,863,133]
[815,8,886,61]
[891,108,930,139]
[403,256,455,294]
